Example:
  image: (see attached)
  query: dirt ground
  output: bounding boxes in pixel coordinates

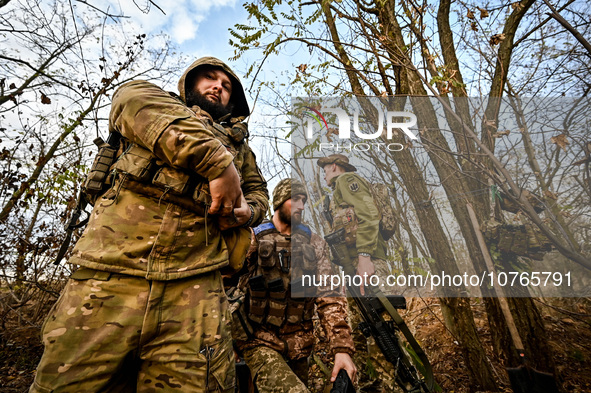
[1,296,589,392]
[307,297,591,393]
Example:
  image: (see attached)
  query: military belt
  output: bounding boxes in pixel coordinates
[120,178,207,216]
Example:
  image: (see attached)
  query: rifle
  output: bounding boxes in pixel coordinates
[325,229,435,393]
[322,193,333,228]
[54,132,121,265]
[331,369,355,393]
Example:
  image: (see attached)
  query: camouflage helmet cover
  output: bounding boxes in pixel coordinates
[272,178,308,211]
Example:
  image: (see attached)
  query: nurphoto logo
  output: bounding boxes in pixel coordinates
[298,98,419,152]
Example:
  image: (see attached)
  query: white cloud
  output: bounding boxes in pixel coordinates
[190,0,236,12]
[170,11,203,44]
[98,0,236,45]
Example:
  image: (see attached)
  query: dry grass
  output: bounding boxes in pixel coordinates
[1,289,589,393]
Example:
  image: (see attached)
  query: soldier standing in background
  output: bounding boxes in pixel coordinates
[317,154,396,393]
[234,178,356,393]
[30,57,268,393]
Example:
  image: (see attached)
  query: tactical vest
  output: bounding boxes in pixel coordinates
[244,221,317,328]
[106,114,250,215]
[331,199,358,247]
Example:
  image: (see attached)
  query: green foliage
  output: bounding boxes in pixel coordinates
[365,358,378,379]
[402,341,443,392]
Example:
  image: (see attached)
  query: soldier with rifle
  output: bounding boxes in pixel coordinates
[318,154,434,393]
[30,57,269,393]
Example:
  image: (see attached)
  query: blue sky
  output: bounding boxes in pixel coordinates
[100,0,291,114]
[95,0,305,189]
[102,0,249,65]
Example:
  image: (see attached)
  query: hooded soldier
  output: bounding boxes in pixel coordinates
[30,57,268,393]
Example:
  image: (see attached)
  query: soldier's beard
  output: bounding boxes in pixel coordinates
[291,213,302,226]
[186,90,233,120]
[278,205,301,226]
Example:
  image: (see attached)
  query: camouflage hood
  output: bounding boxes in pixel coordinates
[178,56,250,118]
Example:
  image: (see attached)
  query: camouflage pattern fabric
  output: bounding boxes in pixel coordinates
[70,59,268,280]
[330,173,388,261]
[272,178,307,211]
[242,346,309,393]
[235,224,354,361]
[30,269,234,393]
[70,187,230,280]
[31,57,268,392]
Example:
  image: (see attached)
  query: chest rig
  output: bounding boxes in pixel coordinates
[108,109,249,214]
[245,221,317,328]
[330,197,358,247]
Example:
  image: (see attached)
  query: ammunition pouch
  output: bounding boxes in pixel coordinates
[257,238,291,273]
[153,167,192,195]
[55,133,120,265]
[286,299,305,324]
[243,224,316,328]
[247,275,267,324]
[291,243,317,272]
[112,144,155,182]
[110,143,213,214]
[325,228,357,267]
[221,227,252,274]
[247,280,314,327]
[267,278,287,327]
[82,135,120,203]
[258,239,277,268]
[332,206,358,246]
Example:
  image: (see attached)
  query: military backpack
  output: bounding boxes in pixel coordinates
[368,182,397,241]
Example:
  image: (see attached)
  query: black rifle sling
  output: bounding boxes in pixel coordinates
[53,189,89,265]
[375,291,435,392]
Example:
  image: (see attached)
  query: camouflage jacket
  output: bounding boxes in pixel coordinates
[236,222,354,360]
[70,59,269,281]
[331,172,387,260]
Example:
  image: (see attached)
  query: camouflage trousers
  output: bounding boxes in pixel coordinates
[30,268,234,393]
[348,257,396,393]
[242,346,309,393]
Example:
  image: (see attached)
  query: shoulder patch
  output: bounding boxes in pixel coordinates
[253,221,277,237]
[348,182,360,192]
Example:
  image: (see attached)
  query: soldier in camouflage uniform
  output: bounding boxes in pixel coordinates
[234,179,356,393]
[317,154,396,393]
[30,57,269,393]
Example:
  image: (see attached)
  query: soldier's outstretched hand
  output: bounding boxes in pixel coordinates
[331,352,357,383]
[209,164,243,216]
